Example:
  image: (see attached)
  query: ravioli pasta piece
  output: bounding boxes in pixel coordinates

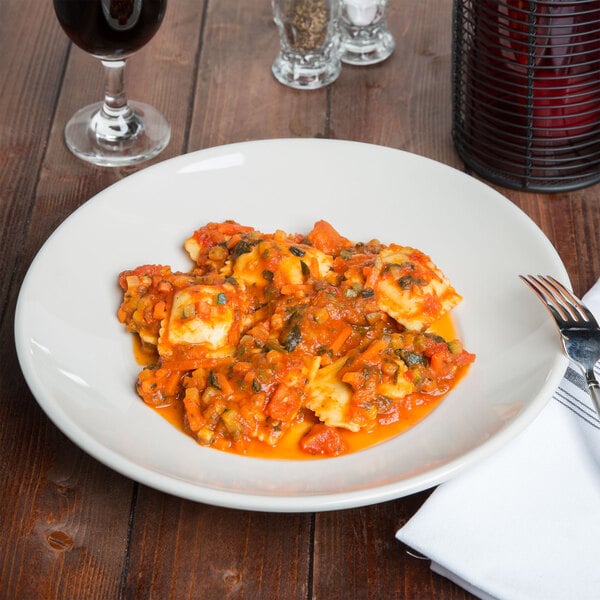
[306,358,356,431]
[233,239,332,288]
[374,245,462,331]
[307,339,416,432]
[118,265,202,346]
[158,284,238,357]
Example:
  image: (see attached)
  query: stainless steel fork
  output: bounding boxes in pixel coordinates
[520,274,600,417]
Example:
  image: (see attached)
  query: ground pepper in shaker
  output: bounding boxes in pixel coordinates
[272,0,341,89]
[284,0,329,51]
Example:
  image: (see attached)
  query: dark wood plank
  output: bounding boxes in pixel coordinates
[0,1,68,315]
[332,1,460,167]
[311,495,474,599]
[510,187,600,296]
[123,488,312,599]
[0,3,133,598]
[0,2,207,598]
[187,0,330,150]
[0,425,135,599]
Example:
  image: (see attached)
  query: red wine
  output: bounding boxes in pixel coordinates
[53,0,167,59]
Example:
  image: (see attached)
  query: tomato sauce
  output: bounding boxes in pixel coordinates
[137,312,469,460]
[121,220,475,460]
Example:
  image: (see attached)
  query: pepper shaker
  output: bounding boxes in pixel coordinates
[339,0,394,65]
[272,0,342,89]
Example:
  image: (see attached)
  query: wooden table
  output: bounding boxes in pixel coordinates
[2,1,599,598]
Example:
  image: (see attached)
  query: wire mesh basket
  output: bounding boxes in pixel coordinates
[452,0,600,192]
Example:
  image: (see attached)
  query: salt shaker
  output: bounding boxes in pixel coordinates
[339,0,394,65]
[272,0,341,89]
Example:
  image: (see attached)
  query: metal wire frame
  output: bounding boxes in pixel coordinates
[452,0,600,191]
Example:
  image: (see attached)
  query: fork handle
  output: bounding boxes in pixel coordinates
[585,370,600,417]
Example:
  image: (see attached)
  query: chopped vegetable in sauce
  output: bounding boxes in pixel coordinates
[117,220,475,457]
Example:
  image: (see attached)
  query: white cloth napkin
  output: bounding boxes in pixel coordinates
[396,281,600,600]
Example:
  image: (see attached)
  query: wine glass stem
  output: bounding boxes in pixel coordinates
[93,59,141,142]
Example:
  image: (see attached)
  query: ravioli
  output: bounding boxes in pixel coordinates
[233,239,332,288]
[306,346,415,432]
[160,285,235,348]
[374,245,462,331]
[118,220,475,458]
[306,358,355,430]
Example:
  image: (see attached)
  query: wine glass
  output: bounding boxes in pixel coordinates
[53,0,170,167]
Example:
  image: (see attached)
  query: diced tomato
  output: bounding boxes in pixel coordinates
[429,351,448,373]
[454,350,476,368]
[192,221,254,250]
[300,424,347,456]
[153,300,167,320]
[266,385,302,423]
[307,220,352,255]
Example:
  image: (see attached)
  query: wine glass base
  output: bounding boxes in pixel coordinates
[64,100,171,167]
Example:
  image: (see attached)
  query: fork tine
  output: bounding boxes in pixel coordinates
[533,276,581,322]
[519,275,569,324]
[543,275,599,326]
[520,274,599,327]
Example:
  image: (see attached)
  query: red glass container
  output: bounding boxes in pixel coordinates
[452,0,600,191]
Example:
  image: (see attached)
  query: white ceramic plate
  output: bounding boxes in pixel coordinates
[15,139,568,512]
